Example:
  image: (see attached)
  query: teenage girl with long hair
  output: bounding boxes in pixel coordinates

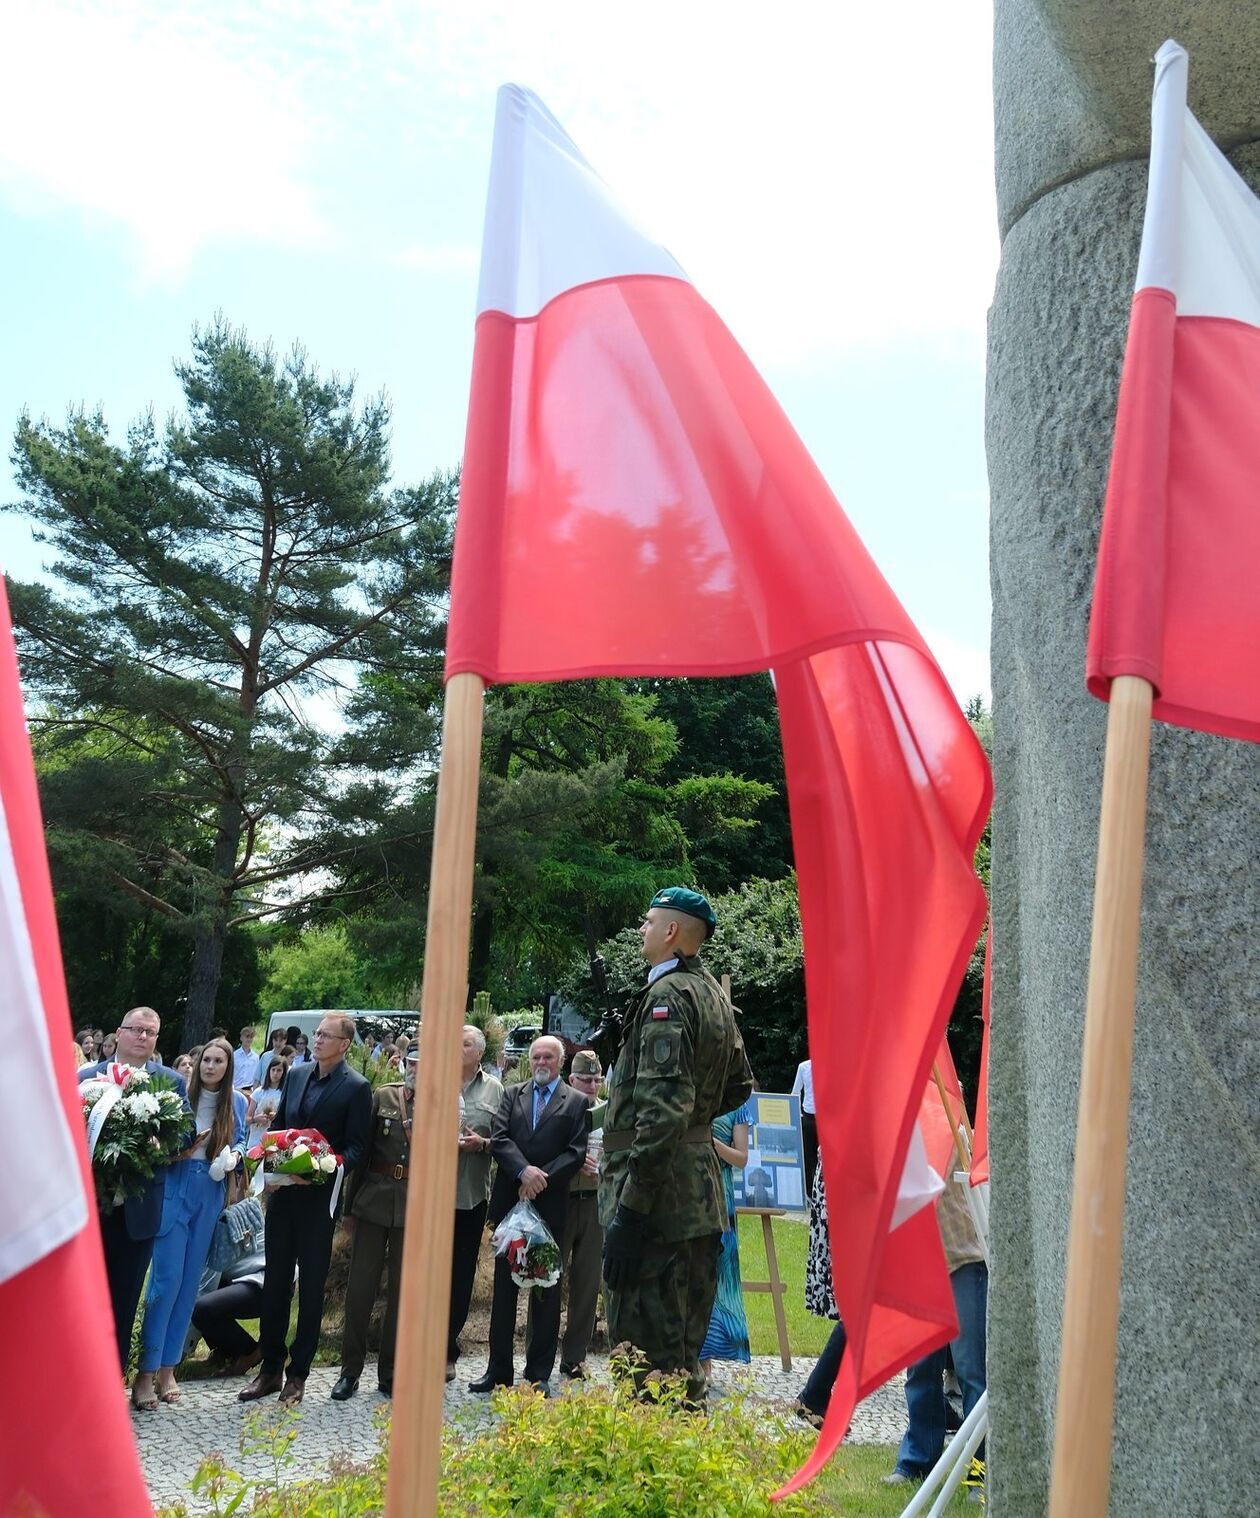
[132,1036,246,1410]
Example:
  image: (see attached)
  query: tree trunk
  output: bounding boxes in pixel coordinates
[181,784,246,1047]
[184,913,228,1048]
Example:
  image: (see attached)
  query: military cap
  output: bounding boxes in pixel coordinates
[648,885,717,938]
[570,1048,602,1076]
[405,1038,420,1062]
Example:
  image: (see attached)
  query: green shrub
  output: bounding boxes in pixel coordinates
[158,1364,832,1517]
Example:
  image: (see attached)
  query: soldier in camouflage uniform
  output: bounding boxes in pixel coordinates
[600,887,753,1403]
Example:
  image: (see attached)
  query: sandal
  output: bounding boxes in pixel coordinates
[131,1388,159,1413]
[158,1385,182,1404]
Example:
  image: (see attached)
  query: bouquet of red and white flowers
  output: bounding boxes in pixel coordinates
[80,1065,188,1210]
[245,1128,342,1188]
[491,1200,562,1290]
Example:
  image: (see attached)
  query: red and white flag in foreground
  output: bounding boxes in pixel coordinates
[0,579,153,1517]
[1087,39,1260,742]
[447,87,991,1491]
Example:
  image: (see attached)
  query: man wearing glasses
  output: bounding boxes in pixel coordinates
[78,1006,192,1370]
[240,1013,371,1406]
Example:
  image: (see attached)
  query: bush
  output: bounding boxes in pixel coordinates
[158,1364,832,1518]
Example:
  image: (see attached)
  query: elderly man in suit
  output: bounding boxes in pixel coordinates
[240,1012,372,1406]
[78,1004,191,1371]
[469,1035,590,1396]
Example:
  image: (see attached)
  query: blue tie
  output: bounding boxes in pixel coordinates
[534,1085,550,1128]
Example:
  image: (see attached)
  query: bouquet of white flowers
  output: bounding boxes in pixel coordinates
[79,1065,188,1210]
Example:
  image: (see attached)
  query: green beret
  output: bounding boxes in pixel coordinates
[648,886,717,938]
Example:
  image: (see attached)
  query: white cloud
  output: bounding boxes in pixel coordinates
[0,0,998,358]
[0,0,328,278]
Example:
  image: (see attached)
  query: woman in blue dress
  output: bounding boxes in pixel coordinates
[699,1100,752,1379]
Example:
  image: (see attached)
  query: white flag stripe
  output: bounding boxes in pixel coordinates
[0,788,87,1284]
[891,1121,946,1231]
[476,83,687,320]
[1136,40,1260,326]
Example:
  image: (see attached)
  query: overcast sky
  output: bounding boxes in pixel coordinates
[0,0,998,703]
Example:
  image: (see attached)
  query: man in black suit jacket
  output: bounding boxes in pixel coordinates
[470,1035,589,1394]
[240,1012,372,1406]
[78,1005,191,1369]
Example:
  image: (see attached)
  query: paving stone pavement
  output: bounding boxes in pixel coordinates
[135,1355,906,1511]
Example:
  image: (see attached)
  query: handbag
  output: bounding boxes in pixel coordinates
[207,1193,264,1275]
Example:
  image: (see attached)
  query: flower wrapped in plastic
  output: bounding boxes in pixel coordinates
[80,1064,189,1210]
[490,1199,562,1289]
[245,1127,342,1188]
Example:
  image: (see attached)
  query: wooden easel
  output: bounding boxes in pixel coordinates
[717,973,795,1371]
[736,1204,793,1369]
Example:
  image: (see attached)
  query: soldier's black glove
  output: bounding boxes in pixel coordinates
[602,1204,647,1290]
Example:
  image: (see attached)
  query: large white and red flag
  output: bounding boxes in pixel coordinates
[447,86,991,1489]
[0,579,153,1517]
[1087,39,1260,741]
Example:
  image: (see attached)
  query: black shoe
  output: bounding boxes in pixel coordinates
[330,1375,359,1402]
[560,1362,587,1380]
[468,1372,510,1394]
[378,1378,393,1396]
[528,1380,552,1398]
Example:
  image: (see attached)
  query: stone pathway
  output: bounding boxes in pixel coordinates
[135,1355,905,1512]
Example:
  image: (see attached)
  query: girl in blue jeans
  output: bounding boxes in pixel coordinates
[132,1037,246,1410]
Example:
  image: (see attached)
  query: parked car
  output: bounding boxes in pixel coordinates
[263,1010,419,1049]
[502,1022,543,1066]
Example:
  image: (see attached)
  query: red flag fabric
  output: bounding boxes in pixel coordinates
[970,926,993,1187]
[1087,39,1260,743]
[919,1036,967,1184]
[446,86,991,1492]
[0,579,154,1518]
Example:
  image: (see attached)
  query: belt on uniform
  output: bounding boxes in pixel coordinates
[601,1124,710,1154]
[370,1160,409,1181]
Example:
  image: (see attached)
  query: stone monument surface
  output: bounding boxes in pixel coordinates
[987,4,1260,1514]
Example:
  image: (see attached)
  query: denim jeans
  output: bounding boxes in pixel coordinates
[895,1260,987,1476]
[800,1318,848,1416]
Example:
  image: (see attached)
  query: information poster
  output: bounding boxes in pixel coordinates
[732,1091,806,1211]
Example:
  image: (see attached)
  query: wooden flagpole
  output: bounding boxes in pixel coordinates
[931,1062,971,1178]
[385,671,485,1518]
[1048,674,1153,1518]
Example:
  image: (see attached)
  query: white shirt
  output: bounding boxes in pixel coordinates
[233,1046,260,1088]
[791,1059,815,1115]
[647,957,680,985]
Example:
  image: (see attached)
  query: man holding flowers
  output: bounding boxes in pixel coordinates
[78,1005,192,1371]
[240,1013,371,1406]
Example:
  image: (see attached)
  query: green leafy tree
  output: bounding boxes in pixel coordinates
[8,319,452,1044]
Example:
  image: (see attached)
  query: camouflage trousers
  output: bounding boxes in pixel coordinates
[605,1233,721,1405]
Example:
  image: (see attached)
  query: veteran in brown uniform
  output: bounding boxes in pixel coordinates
[331,1041,417,1400]
[600,887,753,1403]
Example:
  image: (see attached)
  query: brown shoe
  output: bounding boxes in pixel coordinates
[226,1346,264,1378]
[279,1375,306,1405]
[238,1370,283,1402]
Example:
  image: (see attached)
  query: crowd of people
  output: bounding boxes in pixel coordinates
[75,884,986,1499]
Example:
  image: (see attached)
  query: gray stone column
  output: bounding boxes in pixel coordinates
[987,5,1260,1514]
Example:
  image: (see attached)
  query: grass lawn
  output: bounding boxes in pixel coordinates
[737,1212,832,1357]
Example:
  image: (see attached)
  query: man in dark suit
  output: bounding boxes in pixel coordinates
[78,1005,191,1370]
[470,1035,589,1396]
[240,1012,372,1406]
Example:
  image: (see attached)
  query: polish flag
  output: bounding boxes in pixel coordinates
[447,86,991,1492]
[1087,39,1260,742]
[0,579,153,1517]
